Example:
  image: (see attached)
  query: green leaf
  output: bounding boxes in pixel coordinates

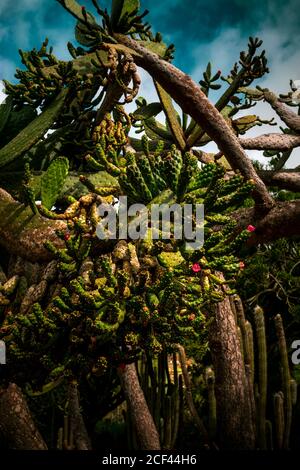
[0,89,68,168]
[0,105,37,148]
[41,157,69,209]
[0,96,13,135]
[186,105,233,148]
[232,114,258,134]
[57,0,96,24]
[111,0,124,28]
[120,0,140,20]
[199,80,208,88]
[144,118,173,142]
[131,102,162,120]
[75,12,98,47]
[154,81,186,151]
[206,62,212,79]
[209,84,221,90]
[111,0,140,29]
[60,171,118,199]
[0,170,118,201]
[130,137,164,152]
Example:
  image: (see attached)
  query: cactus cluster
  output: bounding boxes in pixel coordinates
[232,300,297,449]
[3,39,74,109]
[0,109,258,393]
[125,352,183,450]
[85,112,129,174]
[0,229,207,390]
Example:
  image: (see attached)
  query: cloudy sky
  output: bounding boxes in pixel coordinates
[0,0,299,166]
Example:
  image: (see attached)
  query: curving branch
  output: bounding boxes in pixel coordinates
[240,133,300,151]
[263,90,300,134]
[258,171,300,192]
[112,34,274,212]
[234,200,300,245]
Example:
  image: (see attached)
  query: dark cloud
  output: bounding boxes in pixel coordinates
[140,0,300,72]
[0,0,299,81]
[0,1,74,81]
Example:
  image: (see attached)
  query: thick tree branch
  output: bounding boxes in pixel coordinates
[234,200,300,245]
[113,34,274,212]
[67,382,92,450]
[95,72,133,124]
[263,90,300,133]
[0,383,47,449]
[208,287,255,449]
[118,363,161,450]
[0,188,66,262]
[259,171,300,192]
[240,133,300,151]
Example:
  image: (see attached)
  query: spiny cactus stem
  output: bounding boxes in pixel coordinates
[275,314,292,450]
[254,305,267,450]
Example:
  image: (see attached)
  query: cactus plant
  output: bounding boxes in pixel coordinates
[275,314,293,449]
[0,0,299,453]
[254,305,268,449]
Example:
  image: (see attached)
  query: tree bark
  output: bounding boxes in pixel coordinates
[0,383,47,449]
[240,133,300,151]
[67,381,92,450]
[118,363,161,450]
[263,90,300,133]
[258,171,300,192]
[208,294,255,449]
[234,200,300,246]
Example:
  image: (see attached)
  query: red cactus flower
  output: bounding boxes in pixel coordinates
[247,224,256,232]
[192,263,201,273]
[118,363,126,372]
[64,232,71,241]
[239,261,245,269]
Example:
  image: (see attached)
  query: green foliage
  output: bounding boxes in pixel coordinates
[126,352,183,449]
[131,102,162,121]
[1,0,298,451]
[0,96,37,152]
[41,157,69,209]
[0,96,12,134]
[0,114,257,392]
[199,62,222,94]
[0,89,67,169]
[111,0,140,31]
[237,239,300,321]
